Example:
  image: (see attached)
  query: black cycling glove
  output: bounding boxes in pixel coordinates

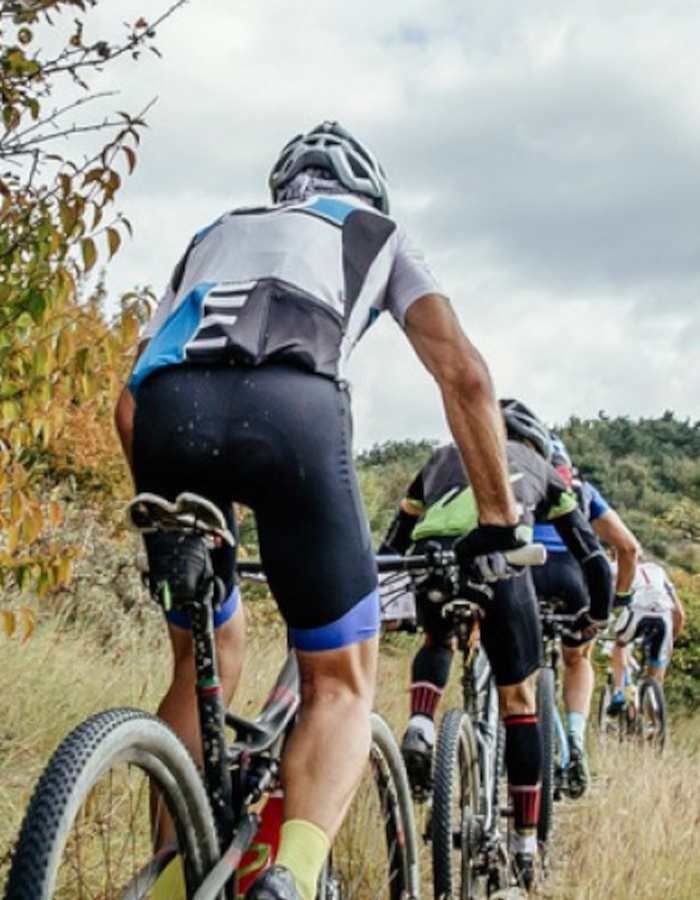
[454,522,530,582]
[564,609,608,645]
[454,523,528,565]
[613,590,634,608]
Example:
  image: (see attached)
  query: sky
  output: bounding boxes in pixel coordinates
[67,0,700,449]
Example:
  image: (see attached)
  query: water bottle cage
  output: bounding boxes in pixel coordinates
[146,531,224,613]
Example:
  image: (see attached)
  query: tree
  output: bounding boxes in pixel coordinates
[0,0,186,623]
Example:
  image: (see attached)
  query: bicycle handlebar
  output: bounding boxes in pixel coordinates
[376,542,547,574]
[237,544,547,581]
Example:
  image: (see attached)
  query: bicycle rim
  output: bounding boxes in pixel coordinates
[322,713,420,899]
[637,677,666,751]
[432,708,481,899]
[5,708,219,899]
[536,668,556,848]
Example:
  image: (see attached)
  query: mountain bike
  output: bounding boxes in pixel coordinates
[6,492,421,899]
[596,629,667,751]
[377,542,545,900]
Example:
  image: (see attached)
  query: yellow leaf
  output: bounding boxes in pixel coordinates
[21,608,36,641]
[81,237,97,272]
[7,524,18,555]
[106,226,121,259]
[1,611,16,639]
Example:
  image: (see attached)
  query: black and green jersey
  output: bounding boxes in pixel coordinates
[407,440,577,542]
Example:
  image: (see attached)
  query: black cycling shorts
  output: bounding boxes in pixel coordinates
[531,550,589,648]
[133,364,379,650]
[413,538,542,687]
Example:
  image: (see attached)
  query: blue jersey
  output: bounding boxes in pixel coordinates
[533,480,610,553]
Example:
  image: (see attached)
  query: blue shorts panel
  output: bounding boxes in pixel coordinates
[289,588,380,652]
[165,585,240,631]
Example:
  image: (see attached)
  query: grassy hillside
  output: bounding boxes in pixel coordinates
[2,590,698,897]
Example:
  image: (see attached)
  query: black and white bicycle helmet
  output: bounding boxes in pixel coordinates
[500,398,552,461]
[269,120,390,214]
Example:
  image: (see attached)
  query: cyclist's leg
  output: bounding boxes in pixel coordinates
[235,368,381,900]
[402,548,457,795]
[131,367,247,845]
[280,635,378,828]
[480,571,542,883]
[644,613,673,683]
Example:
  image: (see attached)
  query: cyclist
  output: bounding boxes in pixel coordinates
[607,559,686,711]
[532,434,641,797]
[379,398,612,887]
[114,121,521,900]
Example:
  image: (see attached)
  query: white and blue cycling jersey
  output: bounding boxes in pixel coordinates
[128,195,442,397]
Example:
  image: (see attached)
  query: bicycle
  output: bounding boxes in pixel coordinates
[596,629,667,752]
[534,598,577,852]
[6,491,421,899]
[377,542,544,900]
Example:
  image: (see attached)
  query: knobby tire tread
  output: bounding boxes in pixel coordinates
[5,707,219,899]
[432,708,480,900]
[536,667,556,847]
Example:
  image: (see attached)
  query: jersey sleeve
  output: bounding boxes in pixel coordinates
[403,469,426,513]
[537,461,579,522]
[584,482,611,521]
[383,228,445,326]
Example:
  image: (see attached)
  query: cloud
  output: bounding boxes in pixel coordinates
[78,0,700,445]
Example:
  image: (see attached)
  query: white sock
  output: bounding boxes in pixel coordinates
[408,714,435,744]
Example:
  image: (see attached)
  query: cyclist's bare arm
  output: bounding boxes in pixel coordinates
[592,509,641,593]
[404,293,517,526]
[114,340,149,472]
[670,584,686,639]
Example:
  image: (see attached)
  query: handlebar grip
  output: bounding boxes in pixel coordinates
[503,544,547,567]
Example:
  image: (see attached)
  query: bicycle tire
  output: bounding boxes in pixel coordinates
[432,708,481,900]
[321,712,421,899]
[5,707,219,899]
[636,676,666,751]
[536,667,556,848]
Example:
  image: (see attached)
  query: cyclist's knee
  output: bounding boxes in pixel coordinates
[498,671,538,717]
[296,638,378,708]
[563,643,593,666]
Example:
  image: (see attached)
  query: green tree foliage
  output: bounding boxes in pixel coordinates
[356,439,437,543]
[0,0,185,616]
[558,411,700,571]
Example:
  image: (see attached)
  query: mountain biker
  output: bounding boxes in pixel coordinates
[379,398,613,887]
[532,434,641,797]
[114,121,521,900]
[607,559,686,712]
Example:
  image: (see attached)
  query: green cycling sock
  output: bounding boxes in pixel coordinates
[275,818,330,900]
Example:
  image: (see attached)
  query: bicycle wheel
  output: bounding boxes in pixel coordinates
[432,708,481,900]
[321,712,420,899]
[596,677,623,744]
[6,707,219,899]
[636,676,666,751]
[536,667,556,849]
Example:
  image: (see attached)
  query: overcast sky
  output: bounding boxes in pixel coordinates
[79,0,700,449]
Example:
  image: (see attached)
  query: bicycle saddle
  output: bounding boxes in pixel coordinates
[127,492,235,547]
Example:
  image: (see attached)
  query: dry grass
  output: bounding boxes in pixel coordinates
[2,605,699,897]
[545,720,700,899]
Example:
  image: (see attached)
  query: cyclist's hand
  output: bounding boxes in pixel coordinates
[564,609,608,644]
[454,522,529,582]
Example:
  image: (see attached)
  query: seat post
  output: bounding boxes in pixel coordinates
[189,585,235,848]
